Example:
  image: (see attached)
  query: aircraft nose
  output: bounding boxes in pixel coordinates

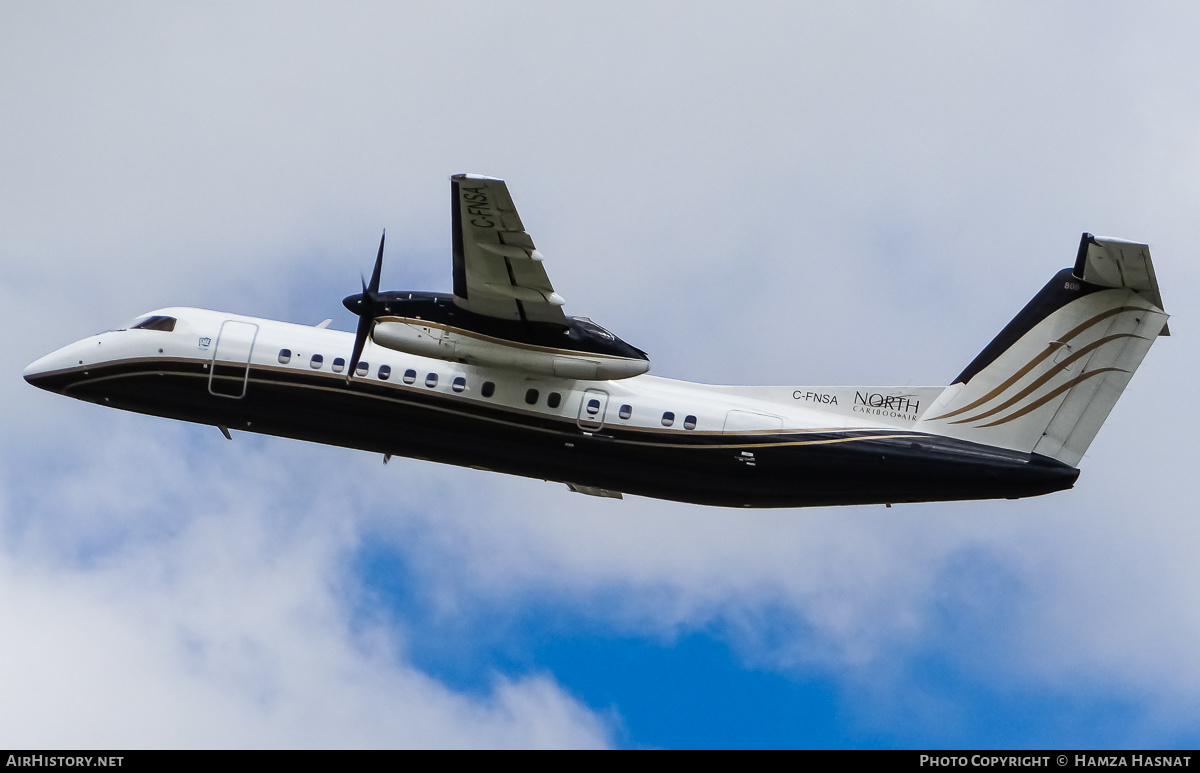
[23,344,82,392]
[24,353,57,390]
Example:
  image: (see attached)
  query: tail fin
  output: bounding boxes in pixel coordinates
[916,234,1168,467]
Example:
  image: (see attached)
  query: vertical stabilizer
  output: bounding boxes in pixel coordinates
[916,235,1168,467]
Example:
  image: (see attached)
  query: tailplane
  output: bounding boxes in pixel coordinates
[916,234,1168,466]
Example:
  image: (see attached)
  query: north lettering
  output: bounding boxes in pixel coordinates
[853,391,920,419]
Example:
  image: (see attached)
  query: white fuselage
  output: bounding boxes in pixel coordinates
[26,307,940,438]
[24,306,1078,507]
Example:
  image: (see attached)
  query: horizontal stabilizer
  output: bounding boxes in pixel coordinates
[1076,234,1169,335]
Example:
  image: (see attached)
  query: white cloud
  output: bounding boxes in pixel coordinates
[0,423,611,748]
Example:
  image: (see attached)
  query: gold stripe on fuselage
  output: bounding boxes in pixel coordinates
[54,356,922,452]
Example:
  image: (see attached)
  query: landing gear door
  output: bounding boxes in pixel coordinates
[209,320,258,398]
[577,388,609,431]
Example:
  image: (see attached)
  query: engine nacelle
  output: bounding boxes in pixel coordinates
[371,319,651,380]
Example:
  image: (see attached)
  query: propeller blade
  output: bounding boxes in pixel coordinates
[348,312,372,381]
[368,230,385,297]
[348,229,387,381]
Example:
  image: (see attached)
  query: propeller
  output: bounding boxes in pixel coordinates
[343,230,387,380]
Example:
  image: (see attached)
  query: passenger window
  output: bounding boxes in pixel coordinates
[619,404,632,420]
[452,376,466,393]
[525,388,540,405]
[684,415,697,430]
[587,398,601,416]
[332,357,345,373]
[661,411,675,427]
[481,381,495,398]
[356,361,369,376]
[403,369,417,385]
[378,365,391,380]
[425,373,438,388]
[278,349,292,364]
[547,392,561,409]
[310,354,324,369]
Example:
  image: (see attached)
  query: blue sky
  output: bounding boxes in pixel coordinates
[3,2,1200,748]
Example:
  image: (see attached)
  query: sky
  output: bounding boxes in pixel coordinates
[2,1,1199,749]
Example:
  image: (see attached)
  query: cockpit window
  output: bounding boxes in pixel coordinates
[131,316,177,332]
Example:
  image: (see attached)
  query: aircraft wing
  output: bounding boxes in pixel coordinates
[450,174,568,325]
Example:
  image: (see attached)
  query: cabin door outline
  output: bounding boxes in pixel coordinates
[577,388,610,431]
[208,320,258,399]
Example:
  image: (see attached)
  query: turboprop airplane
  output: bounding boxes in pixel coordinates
[23,175,1169,507]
